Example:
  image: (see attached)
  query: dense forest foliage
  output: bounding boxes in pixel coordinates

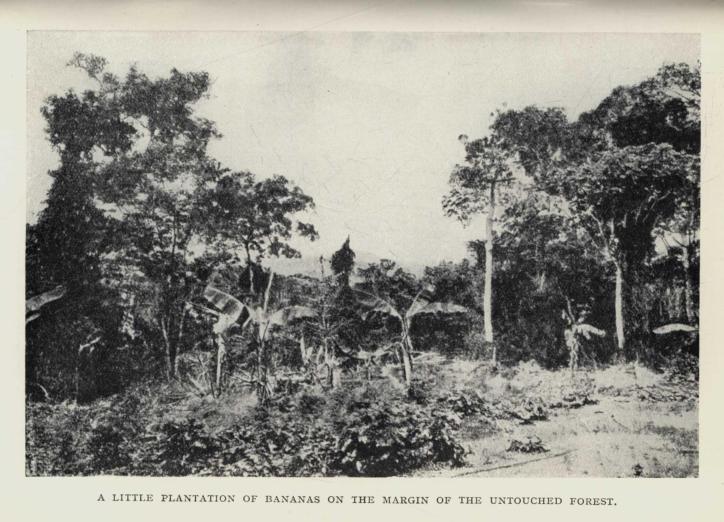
[25,54,699,477]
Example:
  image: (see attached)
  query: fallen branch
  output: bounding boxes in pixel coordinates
[452,449,578,477]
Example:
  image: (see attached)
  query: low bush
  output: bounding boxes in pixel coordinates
[333,398,465,476]
[27,380,467,477]
[667,352,699,382]
[507,436,548,453]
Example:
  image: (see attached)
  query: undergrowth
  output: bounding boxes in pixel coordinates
[27,379,467,477]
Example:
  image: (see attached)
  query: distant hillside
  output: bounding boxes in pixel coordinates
[265,251,428,278]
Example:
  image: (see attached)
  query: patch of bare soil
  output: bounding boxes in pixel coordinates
[417,362,698,478]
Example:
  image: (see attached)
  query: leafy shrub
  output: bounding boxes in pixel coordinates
[436,389,490,417]
[213,421,337,477]
[507,436,548,453]
[152,419,222,476]
[333,398,465,476]
[667,352,699,382]
[508,397,549,424]
[296,391,327,415]
[137,397,338,477]
[27,376,468,477]
[26,402,94,475]
[84,421,132,472]
[435,387,551,425]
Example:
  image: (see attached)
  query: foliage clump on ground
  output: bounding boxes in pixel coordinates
[26,379,467,477]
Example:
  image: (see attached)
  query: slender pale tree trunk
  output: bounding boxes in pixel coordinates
[614,261,626,358]
[160,318,174,380]
[174,305,186,377]
[245,245,255,294]
[484,184,496,362]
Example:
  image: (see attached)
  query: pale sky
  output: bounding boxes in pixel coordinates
[27,32,699,267]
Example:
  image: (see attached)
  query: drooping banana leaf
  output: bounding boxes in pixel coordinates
[356,294,402,320]
[353,343,396,362]
[405,296,429,318]
[574,323,606,340]
[268,305,318,326]
[202,285,245,334]
[652,323,698,335]
[26,285,66,324]
[407,300,468,319]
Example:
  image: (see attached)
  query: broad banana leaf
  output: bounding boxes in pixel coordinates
[357,295,401,320]
[652,323,698,335]
[203,285,245,334]
[573,323,606,340]
[243,306,265,325]
[268,305,318,326]
[26,285,66,324]
[408,300,468,319]
[351,344,395,362]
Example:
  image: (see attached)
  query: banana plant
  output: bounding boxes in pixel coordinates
[202,271,315,402]
[357,287,467,389]
[297,311,365,389]
[295,277,358,389]
[298,335,343,388]
[195,284,247,395]
[562,298,606,373]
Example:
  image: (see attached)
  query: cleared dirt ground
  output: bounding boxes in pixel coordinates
[416,360,698,478]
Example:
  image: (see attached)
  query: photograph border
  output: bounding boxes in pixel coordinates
[3,2,724,521]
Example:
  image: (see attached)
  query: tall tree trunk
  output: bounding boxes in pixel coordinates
[484,184,496,362]
[245,244,254,294]
[682,245,695,323]
[174,305,187,378]
[614,261,626,358]
[160,318,175,380]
